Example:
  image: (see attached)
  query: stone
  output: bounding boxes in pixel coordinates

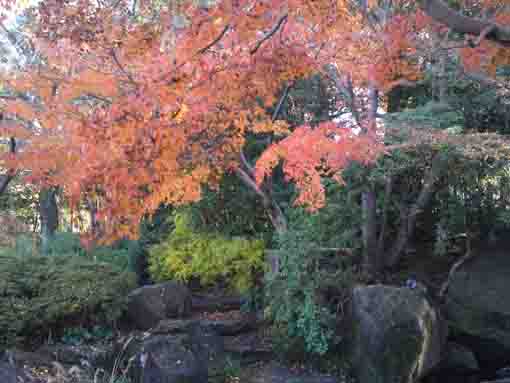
[350,284,446,383]
[421,342,479,383]
[35,343,113,369]
[0,351,27,383]
[444,245,510,369]
[129,334,208,383]
[126,282,192,330]
[0,360,17,383]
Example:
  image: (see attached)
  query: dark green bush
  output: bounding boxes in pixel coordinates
[0,253,136,346]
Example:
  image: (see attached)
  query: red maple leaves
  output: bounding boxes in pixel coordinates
[0,0,508,242]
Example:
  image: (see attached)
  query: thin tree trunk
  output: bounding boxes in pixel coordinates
[0,138,16,196]
[362,186,379,272]
[387,86,403,113]
[85,195,103,238]
[39,187,59,255]
[385,153,447,267]
[376,175,393,257]
[360,83,381,272]
[235,150,287,233]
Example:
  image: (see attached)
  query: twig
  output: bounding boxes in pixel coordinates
[271,84,291,122]
[110,48,137,86]
[250,14,288,54]
[0,137,17,196]
[198,24,230,54]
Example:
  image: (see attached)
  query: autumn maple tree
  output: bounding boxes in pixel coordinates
[0,0,509,258]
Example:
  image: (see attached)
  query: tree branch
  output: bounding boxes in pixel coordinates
[386,152,448,267]
[271,84,291,122]
[234,160,287,233]
[377,174,393,257]
[110,48,137,86]
[0,137,17,196]
[198,24,230,54]
[420,0,510,46]
[250,14,288,54]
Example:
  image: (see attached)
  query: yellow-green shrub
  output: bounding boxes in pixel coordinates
[148,212,265,292]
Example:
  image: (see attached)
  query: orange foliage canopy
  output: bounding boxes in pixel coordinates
[0,0,508,243]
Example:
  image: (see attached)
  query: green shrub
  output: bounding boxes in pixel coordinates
[266,230,336,356]
[265,196,360,356]
[148,211,265,292]
[0,254,136,346]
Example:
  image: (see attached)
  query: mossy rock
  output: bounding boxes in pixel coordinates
[349,285,446,383]
[445,246,510,367]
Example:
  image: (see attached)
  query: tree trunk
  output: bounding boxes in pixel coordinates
[0,138,16,196]
[387,86,403,113]
[376,175,393,258]
[419,0,510,47]
[362,187,379,272]
[235,166,287,234]
[235,150,287,234]
[85,195,103,238]
[385,153,447,267]
[39,187,59,255]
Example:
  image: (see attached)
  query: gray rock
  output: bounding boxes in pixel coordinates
[0,352,28,383]
[444,247,510,366]
[350,284,446,383]
[127,282,192,330]
[0,360,17,383]
[442,342,479,372]
[35,343,113,369]
[130,334,208,383]
[421,342,479,383]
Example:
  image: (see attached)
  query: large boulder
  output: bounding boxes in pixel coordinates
[444,245,510,369]
[0,352,27,383]
[126,282,192,330]
[0,361,17,383]
[129,334,208,383]
[422,342,479,383]
[350,284,446,383]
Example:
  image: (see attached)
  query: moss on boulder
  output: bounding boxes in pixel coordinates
[350,285,446,383]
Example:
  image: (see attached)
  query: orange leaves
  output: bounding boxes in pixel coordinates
[59,69,119,102]
[255,122,384,211]
[6,0,483,243]
[3,100,37,121]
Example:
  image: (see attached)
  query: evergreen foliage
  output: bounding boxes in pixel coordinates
[0,253,136,346]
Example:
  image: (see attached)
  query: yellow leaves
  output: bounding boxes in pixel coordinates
[252,119,290,136]
[173,104,188,123]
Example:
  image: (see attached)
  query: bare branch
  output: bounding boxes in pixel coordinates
[0,137,17,196]
[250,14,288,54]
[110,48,137,86]
[420,0,510,46]
[198,24,230,54]
[271,84,291,122]
[234,163,287,232]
